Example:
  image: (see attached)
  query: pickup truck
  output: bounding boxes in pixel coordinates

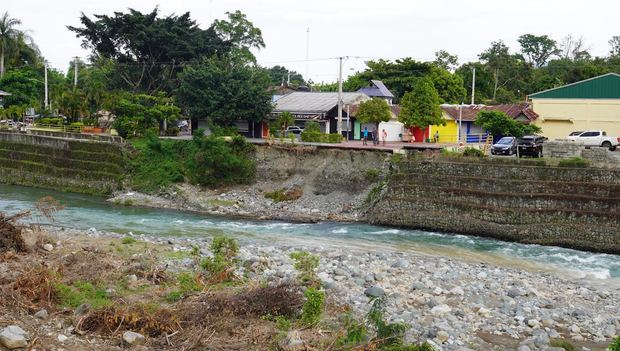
[566,130,620,151]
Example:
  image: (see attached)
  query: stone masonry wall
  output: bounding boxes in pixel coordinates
[367,157,620,254]
[0,132,126,195]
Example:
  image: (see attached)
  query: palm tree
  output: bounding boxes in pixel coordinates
[0,12,23,78]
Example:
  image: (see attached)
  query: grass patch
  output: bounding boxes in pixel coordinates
[549,339,576,351]
[558,157,590,168]
[365,168,380,182]
[207,199,236,207]
[264,187,303,202]
[55,281,111,308]
[121,236,137,244]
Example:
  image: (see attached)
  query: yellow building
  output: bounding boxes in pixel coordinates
[430,113,458,143]
[529,73,620,140]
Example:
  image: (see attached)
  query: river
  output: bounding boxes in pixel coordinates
[1,184,618,281]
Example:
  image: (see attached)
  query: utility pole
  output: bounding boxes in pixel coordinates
[457,103,463,146]
[337,56,344,136]
[73,56,79,87]
[44,62,49,109]
[471,67,476,105]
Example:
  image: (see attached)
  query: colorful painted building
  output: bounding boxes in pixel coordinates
[528,73,620,140]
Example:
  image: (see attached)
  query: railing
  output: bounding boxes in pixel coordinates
[31,124,83,134]
[431,134,490,144]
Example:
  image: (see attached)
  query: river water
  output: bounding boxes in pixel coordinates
[1,184,618,281]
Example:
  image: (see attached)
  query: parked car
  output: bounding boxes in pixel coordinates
[566,130,620,151]
[285,126,304,134]
[491,137,517,156]
[518,135,547,158]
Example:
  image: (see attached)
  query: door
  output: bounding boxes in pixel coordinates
[354,121,361,140]
[577,131,600,146]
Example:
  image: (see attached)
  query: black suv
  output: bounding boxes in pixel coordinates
[518,135,547,158]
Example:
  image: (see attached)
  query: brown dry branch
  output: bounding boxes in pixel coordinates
[0,211,30,253]
[3,265,60,311]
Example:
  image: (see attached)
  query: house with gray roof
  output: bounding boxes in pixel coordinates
[358,80,395,105]
[270,92,370,139]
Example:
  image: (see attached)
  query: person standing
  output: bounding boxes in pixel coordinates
[363,127,368,145]
[382,129,387,145]
[373,128,378,145]
[434,130,440,143]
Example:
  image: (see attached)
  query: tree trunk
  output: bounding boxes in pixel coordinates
[0,47,4,79]
[492,68,499,102]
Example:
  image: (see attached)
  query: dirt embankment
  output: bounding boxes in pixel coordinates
[109,145,393,223]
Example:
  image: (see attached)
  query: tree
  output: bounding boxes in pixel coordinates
[213,11,265,63]
[474,110,540,137]
[433,50,459,71]
[267,65,305,86]
[0,66,42,107]
[68,8,230,93]
[609,36,620,57]
[0,12,26,78]
[109,92,181,137]
[398,78,443,140]
[356,98,391,130]
[559,35,590,60]
[176,55,272,126]
[276,111,294,135]
[518,34,559,67]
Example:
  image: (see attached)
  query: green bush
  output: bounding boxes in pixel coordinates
[38,117,64,125]
[365,168,380,182]
[264,188,303,202]
[300,288,325,327]
[328,133,343,143]
[121,236,137,244]
[549,339,576,351]
[558,157,590,168]
[55,281,110,308]
[200,236,239,283]
[462,147,484,157]
[210,124,239,137]
[304,121,321,133]
[609,336,620,351]
[367,296,408,348]
[290,251,320,286]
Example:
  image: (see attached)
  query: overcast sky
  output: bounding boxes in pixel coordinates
[5,0,619,82]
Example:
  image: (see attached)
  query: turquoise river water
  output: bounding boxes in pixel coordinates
[1,184,618,281]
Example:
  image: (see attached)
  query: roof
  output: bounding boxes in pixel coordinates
[273,92,369,113]
[441,103,539,122]
[0,90,11,96]
[529,73,620,99]
[358,80,395,99]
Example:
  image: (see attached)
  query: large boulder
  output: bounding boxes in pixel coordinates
[0,325,29,349]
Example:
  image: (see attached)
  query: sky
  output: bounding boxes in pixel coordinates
[4,0,619,83]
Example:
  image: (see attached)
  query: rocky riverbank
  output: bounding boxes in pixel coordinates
[14,227,615,351]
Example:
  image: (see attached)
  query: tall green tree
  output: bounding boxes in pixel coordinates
[518,34,559,67]
[609,36,620,58]
[398,78,443,140]
[356,98,391,130]
[433,50,459,71]
[68,8,230,93]
[267,65,305,86]
[213,11,265,63]
[0,12,26,78]
[176,55,272,126]
[109,92,180,137]
[276,111,295,135]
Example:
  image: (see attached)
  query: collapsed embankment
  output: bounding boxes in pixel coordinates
[367,156,620,254]
[0,132,125,195]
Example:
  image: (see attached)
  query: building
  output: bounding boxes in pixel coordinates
[439,103,538,143]
[528,73,620,140]
[358,80,395,105]
[270,92,370,139]
[0,90,11,108]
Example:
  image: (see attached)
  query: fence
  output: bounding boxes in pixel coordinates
[435,133,489,144]
[31,124,84,134]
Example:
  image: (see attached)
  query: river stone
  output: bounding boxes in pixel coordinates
[74,303,91,316]
[279,330,304,350]
[517,346,531,351]
[392,259,410,268]
[430,304,451,315]
[569,324,581,334]
[57,334,68,343]
[43,243,54,252]
[449,286,465,296]
[411,282,425,291]
[0,326,29,349]
[34,309,49,319]
[603,325,616,338]
[364,286,385,298]
[508,287,526,298]
[436,330,449,343]
[123,331,146,345]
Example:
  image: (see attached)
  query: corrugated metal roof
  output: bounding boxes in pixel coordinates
[273,92,369,113]
[529,73,620,99]
[0,90,11,96]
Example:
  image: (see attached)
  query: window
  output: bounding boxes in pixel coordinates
[579,131,600,137]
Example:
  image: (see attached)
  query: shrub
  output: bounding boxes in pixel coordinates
[365,168,380,182]
[609,336,620,351]
[38,117,64,125]
[210,124,239,137]
[328,133,343,143]
[558,157,590,168]
[440,148,461,157]
[304,121,321,133]
[121,236,137,244]
[367,296,408,347]
[550,339,576,351]
[289,251,320,286]
[337,313,368,347]
[200,236,239,283]
[264,188,303,202]
[462,147,484,157]
[300,288,324,326]
[274,316,292,331]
